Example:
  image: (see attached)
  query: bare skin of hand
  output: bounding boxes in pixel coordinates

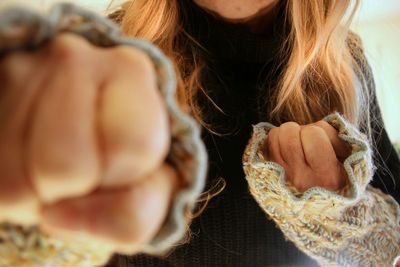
[0,33,178,254]
[263,121,351,193]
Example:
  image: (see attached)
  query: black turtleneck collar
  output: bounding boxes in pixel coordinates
[179,0,287,64]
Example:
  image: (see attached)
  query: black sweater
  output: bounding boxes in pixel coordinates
[107,2,400,266]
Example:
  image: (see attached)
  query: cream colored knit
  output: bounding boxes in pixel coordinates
[243,113,400,267]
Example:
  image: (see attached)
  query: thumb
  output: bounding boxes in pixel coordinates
[40,164,178,254]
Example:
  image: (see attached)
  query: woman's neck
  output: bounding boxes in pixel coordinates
[196,0,280,34]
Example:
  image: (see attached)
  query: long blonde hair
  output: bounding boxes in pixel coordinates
[111,0,368,129]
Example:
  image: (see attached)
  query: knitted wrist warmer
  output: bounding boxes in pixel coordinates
[243,113,400,267]
[0,3,207,267]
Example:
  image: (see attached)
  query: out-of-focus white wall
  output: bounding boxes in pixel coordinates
[0,0,118,13]
[352,0,400,142]
[352,19,400,142]
[1,0,399,141]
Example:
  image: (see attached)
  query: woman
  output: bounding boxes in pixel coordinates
[107,0,400,266]
[0,0,399,266]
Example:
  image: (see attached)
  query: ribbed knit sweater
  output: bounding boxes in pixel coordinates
[107,1,400,267]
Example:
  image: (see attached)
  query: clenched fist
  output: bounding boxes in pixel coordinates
[0,33,178,253]
[263,120,351,193]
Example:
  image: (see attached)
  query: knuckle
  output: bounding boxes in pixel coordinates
[48,33,92,64]
[280,121,300,130]
[313,120,335,134]
[279,122,300,140]
[313,120,330,128]
[111,46,155,76]
[279,122,301,151]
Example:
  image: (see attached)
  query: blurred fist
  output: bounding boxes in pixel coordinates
[0,33,177,253]
[263,120,351,193]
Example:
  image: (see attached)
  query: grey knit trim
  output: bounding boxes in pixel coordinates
[0,2,207,255]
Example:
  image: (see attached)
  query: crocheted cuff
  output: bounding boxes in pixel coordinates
[243,113,400,266]
[0,3,207,266]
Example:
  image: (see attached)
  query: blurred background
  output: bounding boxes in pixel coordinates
[351,0,400,145]
[0,0,399,145]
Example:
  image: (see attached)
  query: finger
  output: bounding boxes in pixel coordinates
[29,34,100,204]
[0,51,46,128]
[98,47,169,188]
[312,120,351,160]
[300,125,338,173]
[40,164,178,254]
[0,138,39,225]
[0,51,39,98]
[278,122,305,166]
[264,127,286,167]
[0,52,45,225]
[300,125,345,191]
